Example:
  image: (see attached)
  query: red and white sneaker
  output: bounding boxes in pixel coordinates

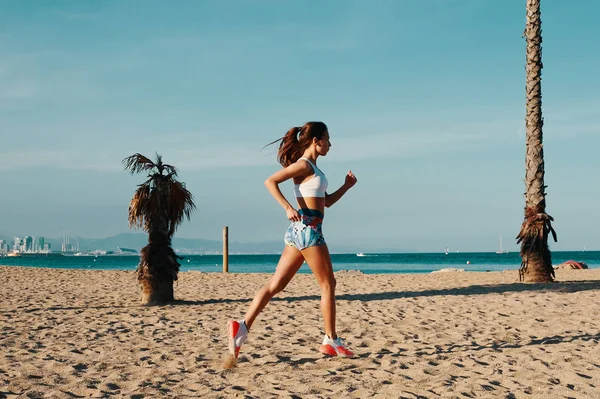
[320,335,354,358]
[227,319,248,359]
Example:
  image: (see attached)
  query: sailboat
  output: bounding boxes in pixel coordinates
[444,245,449,255]
[496,234,508,254]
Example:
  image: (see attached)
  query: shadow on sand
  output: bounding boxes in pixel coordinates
[6,279,600,313]
[174,279,600,307]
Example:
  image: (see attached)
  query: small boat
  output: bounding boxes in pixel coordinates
[496,234,508,254]
[7,251,21,257]
[356,252,365,257]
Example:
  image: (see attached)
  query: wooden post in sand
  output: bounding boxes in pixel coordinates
[223,226,229,273]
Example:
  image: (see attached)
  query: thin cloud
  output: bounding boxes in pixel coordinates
[0,129,490,173]
[0,58,38,101]
[0,149,125,173]
[0,107,595,173]
[0,79,37,100]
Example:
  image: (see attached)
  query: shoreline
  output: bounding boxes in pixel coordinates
[2,250,597,275]
[1,263,598,275]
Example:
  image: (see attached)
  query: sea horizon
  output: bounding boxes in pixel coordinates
[2,250,598,275]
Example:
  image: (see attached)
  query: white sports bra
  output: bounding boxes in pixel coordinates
[293,157,328,198]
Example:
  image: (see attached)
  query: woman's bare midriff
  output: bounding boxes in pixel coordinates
[296,197,326,214]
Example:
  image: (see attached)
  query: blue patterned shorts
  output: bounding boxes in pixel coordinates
[284,209,326,250]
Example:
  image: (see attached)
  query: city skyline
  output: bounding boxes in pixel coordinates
[0,233,86,254]
[0,235,51,254]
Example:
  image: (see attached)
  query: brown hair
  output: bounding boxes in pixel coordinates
[264,122,328,167]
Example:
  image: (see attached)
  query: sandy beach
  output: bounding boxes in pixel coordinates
[1,266,600,398]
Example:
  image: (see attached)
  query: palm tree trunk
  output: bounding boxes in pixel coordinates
[137,186,181,304]
[139,274,174,305]
[138,231,180,304]
[517,0,557,282]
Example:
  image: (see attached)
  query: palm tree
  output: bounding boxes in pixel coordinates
[123,153,196,304]
[516,0,557,282]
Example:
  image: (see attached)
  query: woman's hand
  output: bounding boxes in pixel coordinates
[286,207,301,222]
[344,170,358,189]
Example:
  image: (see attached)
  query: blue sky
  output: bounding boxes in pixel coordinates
[1,0,598,252]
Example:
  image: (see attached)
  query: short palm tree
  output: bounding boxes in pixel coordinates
[516,0,557,282]
[123,153,196,304]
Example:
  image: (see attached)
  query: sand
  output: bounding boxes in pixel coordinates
[1,266,599,398]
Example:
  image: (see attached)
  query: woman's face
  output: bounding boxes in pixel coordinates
[315,131,331,156]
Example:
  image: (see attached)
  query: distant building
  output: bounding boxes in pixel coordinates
[33,237,44,252]
[61,234,75,253]
[22,236,33,252]
[13,237,21,252]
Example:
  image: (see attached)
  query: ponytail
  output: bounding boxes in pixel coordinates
[263,122,328,167]
[278,127,304,167]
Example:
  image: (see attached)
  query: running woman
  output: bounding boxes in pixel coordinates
[228,121,357,359]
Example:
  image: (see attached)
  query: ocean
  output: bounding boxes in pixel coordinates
[1,251,598,274]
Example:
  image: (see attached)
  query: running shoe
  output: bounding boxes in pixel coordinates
[319,335,354,357]
[227,319,248,359]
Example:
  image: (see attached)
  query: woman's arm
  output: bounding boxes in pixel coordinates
[264,161,312,221]
[325,170,357,208]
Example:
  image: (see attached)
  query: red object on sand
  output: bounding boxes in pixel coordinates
[555,260,589,270]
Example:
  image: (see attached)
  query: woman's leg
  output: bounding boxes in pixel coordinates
[301,244,337,339]
[244,245,305,329]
